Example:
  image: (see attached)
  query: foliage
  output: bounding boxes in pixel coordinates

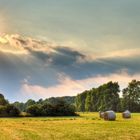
[13,101,25,112]
[0,93,9,106]
[5,104,20,117]
[26,100,77,117]
[122,80,140,112]
[0,104,20,117]
[0,94,20,117]
[76,91,88,112]
[26,105,41,116]
[76,81,120,112]
[13,96,75,112]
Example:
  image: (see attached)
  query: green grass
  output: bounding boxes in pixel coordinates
[0,113,139,140]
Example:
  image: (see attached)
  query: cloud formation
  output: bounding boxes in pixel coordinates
[0,34,86,64]
[0,34,140,101]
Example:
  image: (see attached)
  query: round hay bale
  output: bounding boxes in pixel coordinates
[99,111,104,118]
[122,110,131,119]
[104,110,116,121]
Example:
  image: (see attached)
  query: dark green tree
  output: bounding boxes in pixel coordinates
[96,81,120,111]
[0,93,9,106]
[76,82,120,112]
[25,99,36,107]
[122,80,140,112]
[13,102,25,112]
[85,91,93,112]
[26,105,41,116]
[76,91,87,112]
[6,104,20,117]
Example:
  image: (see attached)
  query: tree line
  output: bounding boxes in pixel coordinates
[75,80,140,112]
[14,79,140,115]
[0,94,76,117]
[13,96,76,116]
[0,79,139,117]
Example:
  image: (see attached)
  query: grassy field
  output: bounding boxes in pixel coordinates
[0,113,139,140]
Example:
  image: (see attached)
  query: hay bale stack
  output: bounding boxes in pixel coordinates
[104,110,116,121]
[99,111,104,118]
[122,110,131,119]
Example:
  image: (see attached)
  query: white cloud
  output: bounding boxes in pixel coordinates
[20,71,140,100]
[1,34,140,61]
[0,34,54,55]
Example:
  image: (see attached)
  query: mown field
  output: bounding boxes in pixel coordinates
[0,113,139,140]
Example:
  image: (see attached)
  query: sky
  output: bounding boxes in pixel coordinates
[0,0,140,102]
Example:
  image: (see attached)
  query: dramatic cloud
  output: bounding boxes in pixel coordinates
[1,0,140,102]
[0,34,140,101]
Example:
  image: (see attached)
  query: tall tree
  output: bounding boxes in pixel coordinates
[76,82,120,112]
[85,91,92,112]
[96,81,120,111]
[0,93,9,106]
[122,80,140,112]
[76,91,87,112]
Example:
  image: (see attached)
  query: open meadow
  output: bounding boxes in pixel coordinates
[0,113,139,140]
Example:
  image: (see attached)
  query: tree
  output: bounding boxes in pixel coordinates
[13,102,25,112]
[25,99,36,107]
[0,93,9,106]
[96,81,120,111]
[76,91,88,112]
[76,82,120,112]
[122,80,140,112]
[26,105,41,116]
[0,104,20,117]
[53,100,76,116]
[85,92,91,112]
[6,104,20,117]
[41,100,77,116]
[41,103,54,116]
[26,99,77,117]
[0,106,7,117]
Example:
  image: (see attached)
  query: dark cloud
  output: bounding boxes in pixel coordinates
[50,47,85,66]
[1,34,139,81]
[101,56,140,74]
[27,48,50,62]
[0,34,140,101]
